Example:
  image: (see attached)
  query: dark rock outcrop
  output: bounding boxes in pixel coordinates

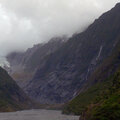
[6,37,67,88]
[0,67,32,111]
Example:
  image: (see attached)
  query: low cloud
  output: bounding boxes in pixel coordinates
[0,0,119,56]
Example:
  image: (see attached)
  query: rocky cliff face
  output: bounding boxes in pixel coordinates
[63,35,120,115]
[25,3,120,104]
[6,37,67,88]
[78,37,120,120]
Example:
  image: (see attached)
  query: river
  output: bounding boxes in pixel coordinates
[0,109,79,120]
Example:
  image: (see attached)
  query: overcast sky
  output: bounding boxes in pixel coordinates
[0,0,119,56]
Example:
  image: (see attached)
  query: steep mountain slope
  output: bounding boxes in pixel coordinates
[6,37,66,88]
[0,67,32,112]
[63,36,120,115]
[79,38,120,120]
[26,3,120,104]
[84,72,120,120]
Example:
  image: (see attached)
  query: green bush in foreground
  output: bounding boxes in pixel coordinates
[84,71,120,120]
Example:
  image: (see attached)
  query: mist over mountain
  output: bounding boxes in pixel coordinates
[0,0,119,56]
[6,3,120,104]
[6,37,66,88]
[0,1,120,119]
[24,3,120,104]
[0,57,9,67]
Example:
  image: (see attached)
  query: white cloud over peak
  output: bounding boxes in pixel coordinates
[0,0,119,56]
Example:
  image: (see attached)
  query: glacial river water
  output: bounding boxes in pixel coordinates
[0,109,79,120]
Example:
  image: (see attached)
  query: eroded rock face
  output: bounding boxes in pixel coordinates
[26,3,120,104]
[6,37,67,89]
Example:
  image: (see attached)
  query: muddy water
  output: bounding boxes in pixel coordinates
[0,109,79,120]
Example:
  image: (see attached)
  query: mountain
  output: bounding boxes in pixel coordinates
[63,35,120,115]
[6,37,67,88]
[0,67,32,112]
[80,35,120,120]
[6,3,120,105]
[24,3,120,104]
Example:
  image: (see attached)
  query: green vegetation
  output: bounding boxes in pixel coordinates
[83,71,120,120]
[63,69,120,120]
[0,67,32,112]
[63,81,112,115]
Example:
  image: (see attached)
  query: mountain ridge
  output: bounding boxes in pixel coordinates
[6,37,66,88]
[6,3,120,105]
[26,3,120,104]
